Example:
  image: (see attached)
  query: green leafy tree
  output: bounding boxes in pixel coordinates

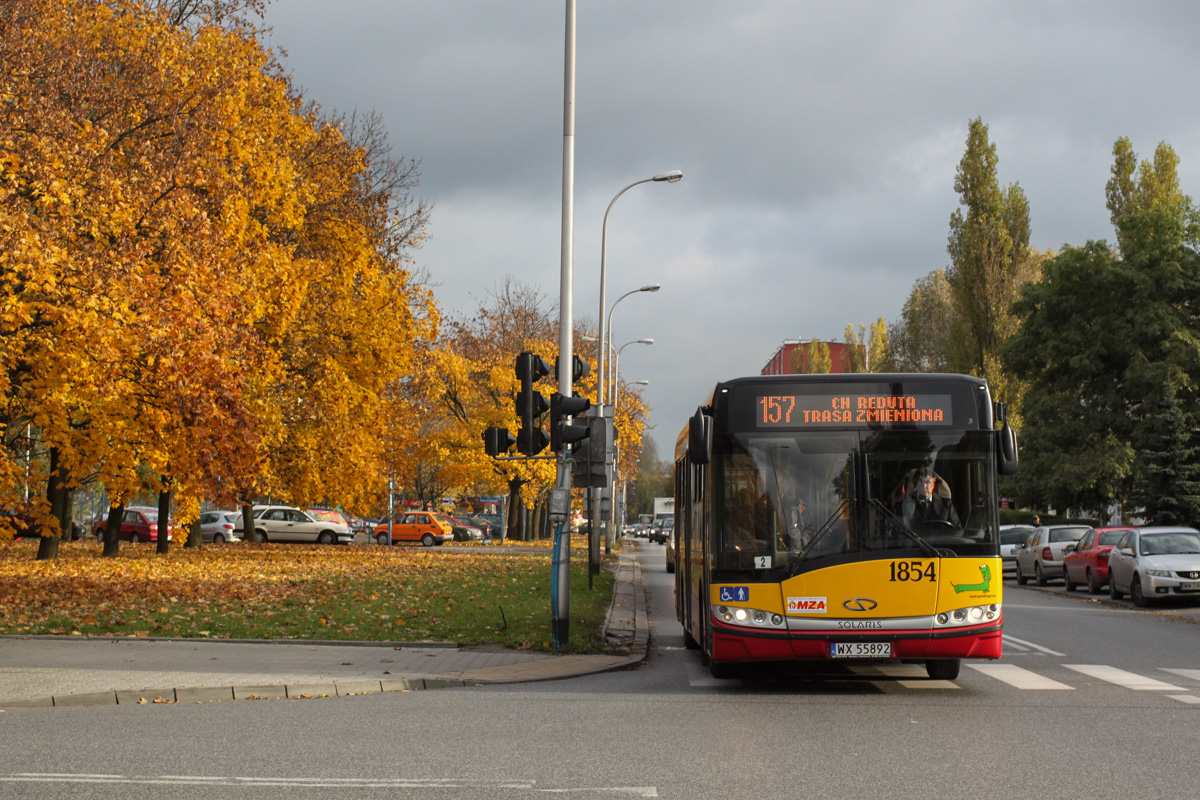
[889,269,955,372]
[946,117,1036,391]
[1006,137,1200,521]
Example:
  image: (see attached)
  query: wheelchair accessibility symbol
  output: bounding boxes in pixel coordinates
[719,586,749,602]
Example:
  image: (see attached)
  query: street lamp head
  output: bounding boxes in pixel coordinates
[652,170,684,183]
[633,380,650,386]
[637,338,654,345]
[639,283,661,293]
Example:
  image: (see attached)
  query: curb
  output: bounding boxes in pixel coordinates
[1,676,478,709]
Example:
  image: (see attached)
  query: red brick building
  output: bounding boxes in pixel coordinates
[761,339,865,375]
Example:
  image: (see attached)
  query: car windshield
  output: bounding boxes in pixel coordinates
[1000,528,1031,545]
[1140,532,1200,555]
[1049,527,1088,543]
[1097,530,1126,546]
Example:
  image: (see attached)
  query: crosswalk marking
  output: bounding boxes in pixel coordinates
[966,663,1074,689]
[1064,664,1182,691]
[1168,695,1200,704]
[1002,635,1065,656]
[1161,668,1200,682]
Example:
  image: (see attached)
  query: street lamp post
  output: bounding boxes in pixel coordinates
[610,339,654,410]
[590,170,680,579]
[596,170,681,407]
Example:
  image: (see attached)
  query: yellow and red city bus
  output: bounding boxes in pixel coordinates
[672,373,1018,680]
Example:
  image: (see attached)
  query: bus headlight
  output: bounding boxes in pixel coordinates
[712,605,788,630]
[935,603,1001,628]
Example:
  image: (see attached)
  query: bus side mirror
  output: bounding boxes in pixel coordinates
[994,401,1018,476]
[688,408,712,465]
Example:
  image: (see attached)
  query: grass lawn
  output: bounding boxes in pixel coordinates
[0,536,616,653]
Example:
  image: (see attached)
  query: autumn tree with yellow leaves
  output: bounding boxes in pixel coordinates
[0,0,435,555]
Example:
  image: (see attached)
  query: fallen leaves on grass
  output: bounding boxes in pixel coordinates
[0,538,612,652]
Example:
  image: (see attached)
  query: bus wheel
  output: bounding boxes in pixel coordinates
[925,659,961,680]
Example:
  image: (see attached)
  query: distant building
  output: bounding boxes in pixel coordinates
[761,339,865,375]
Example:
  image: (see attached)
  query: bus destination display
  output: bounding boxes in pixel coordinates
[756,393,954,428]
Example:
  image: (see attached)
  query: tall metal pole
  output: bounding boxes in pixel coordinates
[551,0,576,650]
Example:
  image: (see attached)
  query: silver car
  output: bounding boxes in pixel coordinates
[1107,527,1200,607]
[999,524,1035,576]
[1014,525,1090,586]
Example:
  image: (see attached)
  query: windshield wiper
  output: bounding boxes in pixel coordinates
[783,500,850,578]
[870,498,947,559]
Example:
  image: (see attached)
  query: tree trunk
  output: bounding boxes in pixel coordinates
[102,502,124,557]
[184,516,202,549]
[156,486,172,554]
[35,447,62,561]
[241,501,258,543]
[506,477,525,541]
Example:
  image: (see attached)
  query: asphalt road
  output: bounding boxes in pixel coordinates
[2,543,1198,800]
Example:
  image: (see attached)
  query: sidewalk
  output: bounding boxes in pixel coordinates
[0,545,650,709]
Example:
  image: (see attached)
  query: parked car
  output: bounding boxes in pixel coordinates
[308,508,350,527]
[665,526,676,573]
[92,506,173,543]
[251,505,354,544]
[999,524,1035,575]
[441,514,483,542]
[1062,526,1133,593]
[1107,527,1200,607]
[1014,524,1090,585]
[198,510,242,544]
[372,511,453,547]
[459,515,496,542]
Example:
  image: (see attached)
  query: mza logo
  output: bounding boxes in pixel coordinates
[787,596,828,614]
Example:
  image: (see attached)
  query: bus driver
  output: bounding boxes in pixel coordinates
[900,467,960,527]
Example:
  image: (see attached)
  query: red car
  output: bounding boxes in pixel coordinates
[92,506,173,543]
[1063,526,1134,594]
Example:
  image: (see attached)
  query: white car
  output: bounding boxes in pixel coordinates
[1107,527,1200,607]
[251,505,354,545]
[198,510,242,543]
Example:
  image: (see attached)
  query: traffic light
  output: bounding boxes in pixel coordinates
[550,392,590,453]
[555,353,590,384]
[515,351,550,456]
[483,426,515,457]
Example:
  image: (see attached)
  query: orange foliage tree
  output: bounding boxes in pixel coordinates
[0,0,434,554]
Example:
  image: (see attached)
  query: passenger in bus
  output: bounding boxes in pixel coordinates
[898,467,960,526]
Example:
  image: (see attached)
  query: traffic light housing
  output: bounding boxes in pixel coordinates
[483,426,515,457]
[515,351,551,456]
[550,392,590,453]
[555,354,591,384]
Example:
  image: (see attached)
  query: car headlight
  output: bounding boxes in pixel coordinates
[1146,569,1173,578]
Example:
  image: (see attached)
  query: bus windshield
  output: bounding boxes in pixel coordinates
[712,428,998,582]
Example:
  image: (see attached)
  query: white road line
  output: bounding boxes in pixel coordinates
[1,774,658,795]
[1002,635,1064,656]
[1160,668,1200,682]
[1168,695,1200,705]
[966,663,1074,690]
[1064,665,1182,691]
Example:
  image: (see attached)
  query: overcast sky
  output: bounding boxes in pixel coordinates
[263,1,1200,453]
